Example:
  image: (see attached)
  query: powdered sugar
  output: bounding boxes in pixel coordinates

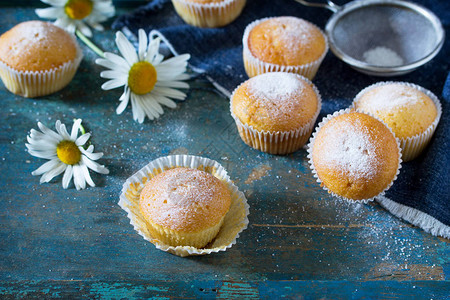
[248,72,304,101]
[357,84,422,111]
[320,117,377,177]
[363,46,404,67]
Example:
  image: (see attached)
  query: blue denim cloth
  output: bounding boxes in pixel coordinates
[113,0,450,226]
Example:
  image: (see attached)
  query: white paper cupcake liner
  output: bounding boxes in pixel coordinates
[230,74,322,155]
[172,0,246,28]
[118,155,249,257]
[0,35,82,98]
[242,17,328,80]
[307,108,403,204]
[353,81,442,162]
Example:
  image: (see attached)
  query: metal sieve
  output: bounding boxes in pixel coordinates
[294,0,445,76]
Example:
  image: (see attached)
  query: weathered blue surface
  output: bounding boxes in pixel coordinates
[0,4,449,299]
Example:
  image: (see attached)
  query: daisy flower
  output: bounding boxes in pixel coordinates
[35,0,115,37]
[96,29,191,123]
[26,119,109,190]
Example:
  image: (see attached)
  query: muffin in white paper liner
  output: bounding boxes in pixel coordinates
[353,81,442,162]
[172,0,246,28]
[307,108,403,204]
[0,38,82,98]
[229,74,322,155]
[119,155,249,257]
[242,17,328,80]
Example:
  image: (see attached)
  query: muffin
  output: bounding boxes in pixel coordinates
[308,110,401,202]
[353,82,442,161]
[139,167,232,248]
[230,72,321,155]
[172,0,246,28]
[0,21,82,98]
[243,16,328,79]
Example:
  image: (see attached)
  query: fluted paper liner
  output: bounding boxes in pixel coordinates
[353,81,442,162]
[0,35,82,98]
[172,0,246,28]
[242,17,328,80]
[119,155,249,257]
[307,108,403,204]
[230,74,322,155]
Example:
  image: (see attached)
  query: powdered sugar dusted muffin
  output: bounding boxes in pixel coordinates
[308,110,401,202]
[0,21,82,97]
[243,16,328,79]
[231,72,321,154]
[172,0,246,28]
[139,167,232,248]
[353,82,441,161]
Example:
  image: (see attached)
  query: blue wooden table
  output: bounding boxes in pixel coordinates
[0,3,449,299]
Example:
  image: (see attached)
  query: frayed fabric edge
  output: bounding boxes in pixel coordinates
[377,195,450,239]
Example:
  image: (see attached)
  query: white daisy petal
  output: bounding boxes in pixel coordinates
[38,122,62,141]
[27,148,57,159]
[55,122,71,140]
[146,37,160,63]
[101,78,127,90]
[157,54,190,67]
[73,165,86,190]
[41,0,65,7]
[80,147,103,161]
[32,159,60,176]
[71,119,82,140]
[152,87,187,100]
[77,21,93,37]
[40,162,66,183]
[35,7,63,19]
[100,70,127,80]
[138,29,148,61]
[80,164,96,187]
[155,80,189,89]
[116,89,130,115]
[136,95,158,120]
[82,156,109,174]
[104,52,131,70]
[155,95,177,109]
[116,31,138,65]
[76,133,91,146]
[96,57,128,73]
[146,94,164,115]
[62,165,73,189]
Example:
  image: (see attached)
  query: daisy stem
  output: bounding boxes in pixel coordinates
[75,30,105,58]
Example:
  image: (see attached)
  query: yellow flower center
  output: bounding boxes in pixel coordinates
[128,61,157,95]
[57,140,81,165]
[64,0,93,20]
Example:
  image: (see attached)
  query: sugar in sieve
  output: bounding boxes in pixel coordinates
[294,0,445,76]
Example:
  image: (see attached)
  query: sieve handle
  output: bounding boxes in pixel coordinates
[293,0,340,13]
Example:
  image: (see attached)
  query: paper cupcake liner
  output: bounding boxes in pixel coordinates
[118,155,250,257]
[242,17,328,80]
[229,74,322,155]
[0,36,82,98]
[353,81,442,162]
[172,0,246,28]
[306,108,403,204]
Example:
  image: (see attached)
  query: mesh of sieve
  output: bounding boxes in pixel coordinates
[296,0,445,76]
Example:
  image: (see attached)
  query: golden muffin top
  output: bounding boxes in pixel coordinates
[312,111,400,201]
[231,72,319,132]
[0,21,78,72]
[354,83,438,139]
[139,167,231,232]
[247,16,326,66]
